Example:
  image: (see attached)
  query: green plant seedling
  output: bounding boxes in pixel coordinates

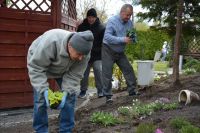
[179,125,200,133]
[90,111,120,127]
[170,117,190,129]
[163,102,178,110]
[48,89,64,109]
[136,123,156,133]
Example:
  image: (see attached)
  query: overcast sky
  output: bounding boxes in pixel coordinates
[96,0,152,25]
[97,0,145,17]
[76,0,152,25]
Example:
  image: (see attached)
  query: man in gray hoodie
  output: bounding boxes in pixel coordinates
[27,29,94,133]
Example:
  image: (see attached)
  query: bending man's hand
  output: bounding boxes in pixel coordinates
[44,89,67,109]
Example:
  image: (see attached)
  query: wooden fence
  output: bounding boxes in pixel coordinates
[184,37,200,59]
[0,0,77,109]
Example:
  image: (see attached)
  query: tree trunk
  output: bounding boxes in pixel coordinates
[173,0,184,86]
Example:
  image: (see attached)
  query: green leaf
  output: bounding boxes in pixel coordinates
[48,89,64,107]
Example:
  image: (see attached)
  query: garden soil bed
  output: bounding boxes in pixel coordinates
[73,74,200,133]
[1,74,200,133]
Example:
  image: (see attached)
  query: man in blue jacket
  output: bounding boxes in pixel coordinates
[102,4,139,104]
[27,29,94,133]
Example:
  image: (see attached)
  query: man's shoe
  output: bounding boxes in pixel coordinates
[106,97,113,104]
[129,91,141,96]
[98,93,104,98]
[78,91,87,99]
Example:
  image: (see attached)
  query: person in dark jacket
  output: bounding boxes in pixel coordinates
[77,8,105,98]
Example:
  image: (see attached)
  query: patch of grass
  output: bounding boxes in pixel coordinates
[132,61,138,71]
[90,111,121,127]
[133,101,155,116]
[170,117,191,129]
[118,99,179,118]
[183,68,196,75]
[153,61,169,71]
[183,57,200,72]
[118,106,132,116]
[170,117,200,133]
[179,125,200,133]
[162,102,179,110]
[88,76,95,88]
[136,123,156,133]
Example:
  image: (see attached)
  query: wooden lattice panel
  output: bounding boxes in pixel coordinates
[62,0,76,19]
[2,0,51,12]
[188,37,200,54]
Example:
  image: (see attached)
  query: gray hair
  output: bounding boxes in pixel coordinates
[120,4,133,12]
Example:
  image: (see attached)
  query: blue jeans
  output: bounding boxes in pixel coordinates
[102,44,137,98]
[80,60,103,95]
[33,78,76,133]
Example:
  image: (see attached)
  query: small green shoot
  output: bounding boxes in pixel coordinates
[170,117,200,133]
[90,111,120,127]
[48,89,64,109]
[170,117,191,129]
[179,125,200,133]
[163,102,179,110]
[136,123,156,133]
[118,99,178,118]
[118,106,131,116]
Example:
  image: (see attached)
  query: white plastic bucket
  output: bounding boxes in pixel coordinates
[137,60,154,86]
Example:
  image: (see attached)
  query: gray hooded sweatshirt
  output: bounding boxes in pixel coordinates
[27,29,90,95]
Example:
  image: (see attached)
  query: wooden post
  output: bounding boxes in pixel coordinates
[52,0,61,28]
[173,0,184,86]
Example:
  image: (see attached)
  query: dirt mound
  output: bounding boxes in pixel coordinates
[73,74,200,133]
[1,74,200,133]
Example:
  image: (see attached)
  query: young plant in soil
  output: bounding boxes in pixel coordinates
[162,102,178,110]
[136,122,156,133]
[170,117,200,133]
[90,111,121,127]
[179,125,200,133]
[48,89,64,109]
[118,99,179,118]
[118,106,132,116]
[170,117,190,129]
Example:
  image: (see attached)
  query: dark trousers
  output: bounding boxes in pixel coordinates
[102,44,137,98]
[80,60,103,95]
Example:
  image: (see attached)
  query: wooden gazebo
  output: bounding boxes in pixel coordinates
[0,0,77,109]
